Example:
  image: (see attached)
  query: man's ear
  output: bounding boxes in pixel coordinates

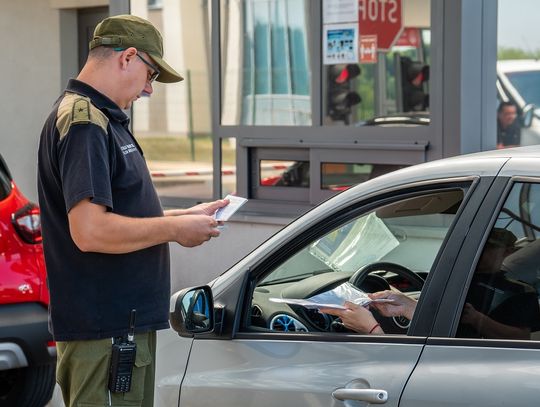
[119,47,138,70]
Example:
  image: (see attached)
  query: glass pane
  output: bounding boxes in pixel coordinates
[497,0,540,148]
[457,183,540,340]
[221,0,312,125]
[323,1,431,126]
[132,5,213,199]
[260,160,309,187]
[321,163,406,191]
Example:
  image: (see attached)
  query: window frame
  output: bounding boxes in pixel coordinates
[233,178,481,341]
[432,176,540,348]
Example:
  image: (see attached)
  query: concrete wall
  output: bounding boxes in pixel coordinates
[1,2,62,202]
[169,219,282,290]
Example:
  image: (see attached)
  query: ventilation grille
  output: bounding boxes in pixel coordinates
[270,314,308,332]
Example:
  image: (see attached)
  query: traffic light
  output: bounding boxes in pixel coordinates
[327,64,362,124]
[400,56,429,112]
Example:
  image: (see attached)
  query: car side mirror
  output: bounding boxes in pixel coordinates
[522,104,536,128]
[170,285,214,337]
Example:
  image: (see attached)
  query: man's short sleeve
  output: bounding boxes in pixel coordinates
[57,122,113,212]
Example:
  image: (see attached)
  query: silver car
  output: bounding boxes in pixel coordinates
[170,146,540,406]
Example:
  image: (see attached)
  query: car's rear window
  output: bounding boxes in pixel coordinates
[0,166,12,201]
[506,70,540,106]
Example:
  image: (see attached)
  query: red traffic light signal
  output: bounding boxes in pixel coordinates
[327,64,362,124]
[400,57,429,112]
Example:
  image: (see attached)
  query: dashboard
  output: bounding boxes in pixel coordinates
[249,267,424,334]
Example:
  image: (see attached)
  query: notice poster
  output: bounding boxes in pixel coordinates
[359,35,378,64]
[323,23,359,65]
[323,0,358,24]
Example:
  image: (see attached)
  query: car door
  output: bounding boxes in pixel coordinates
[401,163,540,406]
[178,178,494,407]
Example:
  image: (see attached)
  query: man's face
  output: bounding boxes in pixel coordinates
[498,105,518,128]
[120,51,157,110]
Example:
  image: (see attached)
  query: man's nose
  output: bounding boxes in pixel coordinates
[143,82,154,95]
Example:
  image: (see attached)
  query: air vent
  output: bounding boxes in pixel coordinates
[270,314,308,332]
[250,305,266,328]
[251,305,263,318]
[303,309,331,330]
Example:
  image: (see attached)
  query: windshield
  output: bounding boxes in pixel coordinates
[261,188,466,285]
[506,70,540,106]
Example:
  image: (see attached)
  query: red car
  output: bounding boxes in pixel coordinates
[0,154,55,406]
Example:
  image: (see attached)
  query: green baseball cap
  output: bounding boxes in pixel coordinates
[89,14,183,83]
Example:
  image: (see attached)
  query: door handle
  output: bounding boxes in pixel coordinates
[332,388,388,404]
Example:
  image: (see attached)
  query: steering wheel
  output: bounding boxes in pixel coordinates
[349,262,424,334]
[349,262,424,291]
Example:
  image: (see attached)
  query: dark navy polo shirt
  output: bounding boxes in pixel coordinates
[38,79,170,341]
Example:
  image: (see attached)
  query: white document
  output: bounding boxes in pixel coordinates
[269,297,393,310]
[323,0,358,24]
[269,282,394,310]
[214,195,248,221]
[270,297,348,310]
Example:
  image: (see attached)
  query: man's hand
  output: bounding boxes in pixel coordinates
[165,199,229,217]
[460,302,482,327]
[170,214,221,247]
[368,290,417,320]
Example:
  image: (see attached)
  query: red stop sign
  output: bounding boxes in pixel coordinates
[358,0,403,51]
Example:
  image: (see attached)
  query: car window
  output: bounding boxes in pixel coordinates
[247,187,467,335]
[505,71,540,106]
[457,182,540,341]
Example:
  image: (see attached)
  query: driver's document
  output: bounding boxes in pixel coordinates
[270,282,393,310]
[214,195,248,221]
[269,297,349,310]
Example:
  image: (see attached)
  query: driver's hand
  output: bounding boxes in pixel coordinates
[368,290,417,320]
[319,302,384,334]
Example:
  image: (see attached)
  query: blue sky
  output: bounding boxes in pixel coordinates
[498,0,540,50]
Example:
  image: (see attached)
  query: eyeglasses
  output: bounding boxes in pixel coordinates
[136,53,160,83]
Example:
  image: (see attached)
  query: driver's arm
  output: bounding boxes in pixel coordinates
[319,302,385,334]
[461,302,531,340]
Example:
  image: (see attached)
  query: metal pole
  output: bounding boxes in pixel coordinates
[186,69,195,161]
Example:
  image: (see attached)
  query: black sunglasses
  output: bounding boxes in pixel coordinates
[136,53,160,83]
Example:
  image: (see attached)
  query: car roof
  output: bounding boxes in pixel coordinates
[338,145,538,198]
[286,145,540,243]
[498,59,540,73]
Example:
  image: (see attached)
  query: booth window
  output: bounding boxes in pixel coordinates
[321,163,406,191]
[323,2,431,127]
[221,0,312,125]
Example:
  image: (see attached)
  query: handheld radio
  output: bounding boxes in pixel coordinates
[108,309,137,393]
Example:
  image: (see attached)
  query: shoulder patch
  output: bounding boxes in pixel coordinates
[56,92,109,140]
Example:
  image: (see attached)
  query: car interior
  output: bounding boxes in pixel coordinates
[246,188,466,335]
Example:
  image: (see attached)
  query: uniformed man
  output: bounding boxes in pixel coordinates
[37,15,227,407]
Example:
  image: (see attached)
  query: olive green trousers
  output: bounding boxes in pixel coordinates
[56,331,156,407]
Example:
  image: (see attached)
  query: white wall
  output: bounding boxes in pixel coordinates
[0,2,62,202]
